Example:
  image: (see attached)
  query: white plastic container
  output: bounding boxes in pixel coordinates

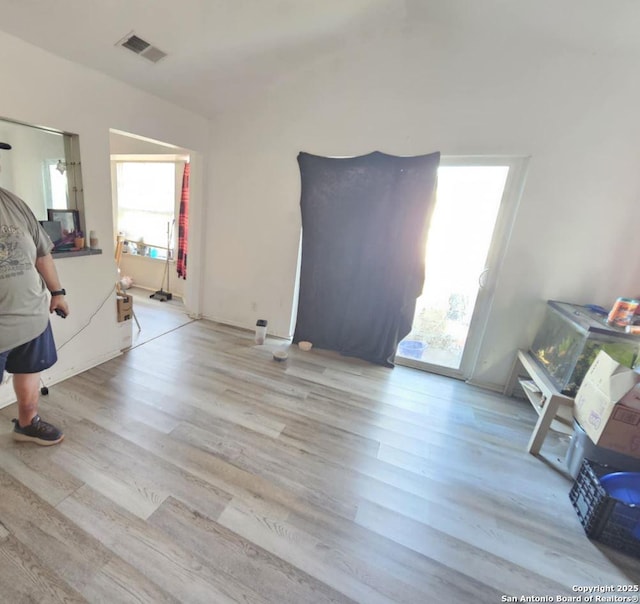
[255,319,267,345]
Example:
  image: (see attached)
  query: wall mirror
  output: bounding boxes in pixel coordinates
[0,116,84,227]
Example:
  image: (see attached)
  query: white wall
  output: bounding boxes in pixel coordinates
[119,255,185,298]
[4,9,640,396]
[0,30,209,406]
[202,10,640,388]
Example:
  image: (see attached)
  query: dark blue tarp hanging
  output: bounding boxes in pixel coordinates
[294,150,440,366]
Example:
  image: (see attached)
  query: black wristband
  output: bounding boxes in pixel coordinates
[50,289,66,297]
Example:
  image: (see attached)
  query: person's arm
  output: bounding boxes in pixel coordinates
[35,253,70,317]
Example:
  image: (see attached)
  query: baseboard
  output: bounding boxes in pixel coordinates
[465,378,506,394]
[125,286,183,301]
[201,313,292,340]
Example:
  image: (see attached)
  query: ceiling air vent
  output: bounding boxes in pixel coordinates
[117,32,167,64]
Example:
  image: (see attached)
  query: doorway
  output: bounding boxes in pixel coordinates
[110,129,203,346]
[396,156,528,379]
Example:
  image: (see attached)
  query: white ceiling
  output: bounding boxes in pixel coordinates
[1,0,638,119]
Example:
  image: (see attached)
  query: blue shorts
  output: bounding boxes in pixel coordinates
[0,323,58,375]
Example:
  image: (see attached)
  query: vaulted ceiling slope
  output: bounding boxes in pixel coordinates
[0,0,638,119]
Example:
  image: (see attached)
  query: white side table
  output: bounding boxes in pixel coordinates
[504,350,574,455]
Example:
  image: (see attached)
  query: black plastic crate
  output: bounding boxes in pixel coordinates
[569,458,640,558]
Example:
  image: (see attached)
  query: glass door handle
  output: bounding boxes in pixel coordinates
[478,268,489,288]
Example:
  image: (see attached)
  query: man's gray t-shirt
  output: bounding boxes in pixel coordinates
[0,187,54,352]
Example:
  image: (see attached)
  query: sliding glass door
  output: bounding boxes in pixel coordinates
[396,156,528,379]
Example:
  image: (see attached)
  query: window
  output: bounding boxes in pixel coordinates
[43,159,69,210]
[116,161,176,259]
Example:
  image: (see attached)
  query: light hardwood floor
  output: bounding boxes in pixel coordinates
[126,287,193,349]
[0,319,639,603]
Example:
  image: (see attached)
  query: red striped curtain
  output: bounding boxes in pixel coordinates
[177,162,190,279]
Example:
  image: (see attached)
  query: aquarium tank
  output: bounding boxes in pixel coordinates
[530,300,640,396]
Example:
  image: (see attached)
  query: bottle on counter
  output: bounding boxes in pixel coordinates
[607,297,640,327]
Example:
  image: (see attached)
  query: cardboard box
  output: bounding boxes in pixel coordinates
[574,351,640,458]
[117,295,133,323]
[117,295,132,310]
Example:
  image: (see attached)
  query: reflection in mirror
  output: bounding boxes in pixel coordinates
[0,117,83,225]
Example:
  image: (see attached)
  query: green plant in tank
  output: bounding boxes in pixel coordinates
[537,333,581,389]
[565,341,640,396]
